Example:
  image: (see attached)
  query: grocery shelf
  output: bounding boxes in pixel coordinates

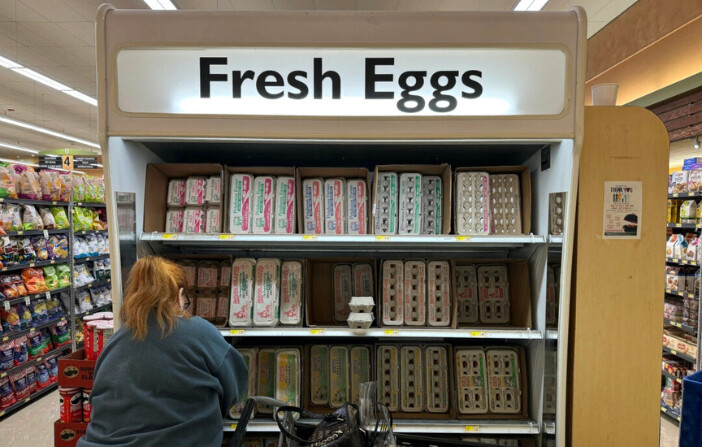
[669,192,702,199]
[74,229,108,236]
[546,329,558,340]
[0,317,67,343]
[0,381,59,419]
[74,202,106,208]
[664,318,698,335]
[223,418,540,434]
[544,421,555,435]
[0,198,69,207]
[0,344,71,379]
[74,254,110,264]
[667,223,702,230]
[666,258,700,267]
[220,326,542,340]
[663,345,697,364]
[548,235,563,245]
[73,278,111,292]
[0,258,68,273]
[4,286,71,306]
[75,302,113,320]
[665,289,697,299]
[662,369,684,385]
[3,229,70,237]
[661,404,681,423]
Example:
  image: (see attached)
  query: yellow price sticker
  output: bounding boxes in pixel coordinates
[162,233,177,240]
[470,331,486,337]
[683,260,689,264]
[456,236,471,242]
[0,373,5,378]
[671,349,678,355]
[219,234,235,240]
[675,224,682,227]
[384,330,399,336]
[303,235,317,241]
[661,406,666,412]
[676,323,682,328]
[24,397,30,403]
[230,424,238,430]
[673,193,679,197]
[229,329,245,335]
[465,426,479,433]
[16,231,23,235]
[310,329,325,335]
[375,235,391,241]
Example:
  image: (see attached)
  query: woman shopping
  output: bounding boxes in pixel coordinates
[78,256,248,447]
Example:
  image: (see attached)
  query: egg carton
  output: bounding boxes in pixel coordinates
[486,347,522,414]
[544,348,557,415]
[546,265,557,327]
[303,178,324,235]
[230,348,258,418]
[280,261,303,326]
[549,192,565,236]
[310,345,330,406]
[427,261,451,327]
[229,174,254,233]
[404,261,426,326]
[477,265,510,324]
[374,172,398,235]
[421,176,442,235]
[229,258,256,327]
[330,346,350,408]
[400,346,424,412]
[276,349,301,407]
[425,346,450,413]
[257,349,277,414]
[333,264,353,323]
[377,346,400,411]
[351,347,371,405]
[455,265,479,325]
[349,296,375,313]
[252,176,275,234]
[490,174,522,235]
[455,347,488,414]
[347,179,368,235]
[274,176,296,234]
[382,260,404,326]
[347,312,373,329]
[325,178,346,235]
[253,258,281,327]
[205,175,222,205]
[399,173,422,235]
[455,172,490,235]
[352,263,374,297]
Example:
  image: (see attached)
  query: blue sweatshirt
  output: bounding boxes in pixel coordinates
[77,316,248,447]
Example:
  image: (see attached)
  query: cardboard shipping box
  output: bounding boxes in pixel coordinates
[54,421,88,447]
[58,349,96,388]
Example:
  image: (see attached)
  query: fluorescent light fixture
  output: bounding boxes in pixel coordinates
[144,0,177,10]
[0,157,39,168]
[514,0,549,11]
[0,55,97,106]
[694,136,700,150]
[96,163,104,168]
[0,116,100,149]
[0,141,39,154]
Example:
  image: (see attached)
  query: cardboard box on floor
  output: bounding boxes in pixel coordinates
[296,167,371,235]
[58,349,96,388]
[454,166,532,235]
[305,257,377,327]
[54,421,88,447]
[143,163,224,233]
[372,164,452,235]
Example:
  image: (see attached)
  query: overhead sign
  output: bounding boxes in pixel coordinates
[73,156,99,169]
[116,47,568,117]
[39,155,72,170]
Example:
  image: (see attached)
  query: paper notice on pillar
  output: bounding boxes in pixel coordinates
[602,181,642,239]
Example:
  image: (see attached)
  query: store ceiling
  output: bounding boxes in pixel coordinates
[0,0,637,163]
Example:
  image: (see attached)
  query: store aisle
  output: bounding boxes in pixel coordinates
[660,416,680,447]
[0,389,59,446]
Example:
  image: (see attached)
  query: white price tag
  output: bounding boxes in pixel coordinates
[45,292,51,300]
[43,230,49,239]
[25,296,30,306]
[3,301,9,311]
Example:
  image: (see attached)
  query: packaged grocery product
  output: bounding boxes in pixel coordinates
[347,179,367,235]
[274,176,295,234]
[333,264,352,323]
[329,346,350,408]
[303,178,324,235]
[18,170,40,200]
[325,178,346,235]
[675,236,685,259]
[22,205,42,230]
[275,349,300,407]
[50,319,70,346]
[33,237,49,261]
[400,346,423,412]
[50,207,70,229]
[205,176,222,205]
[398,173,422,235]
[35,363,49,390]
[403,261,426,326]
[455,172,490,235]
[215,289,229,327]
[185,176,207,206]
[205,206,221,233]
[179,261,197,288]
[229,348,257,418]
[9,204,21,231]
[350,346,371,405]
[0,341,14,370]
[352,263,373,297]
[22,268,49,294]
[17,237,36,264]
[486,347,522,414]
[10,336,27,366]
[58,172,72,202]
[477,265,510,324]
[382,260,404,326]
[427,260,451,327]
[83,388,92,422]
[688,238,700,261]
[229,174,254,234]
[455,347,488,414]
[490,174,522,234]
[310,345,330,405]
[10,369,29,400]
[374,172,398,235]
[219,260,231,289]
[421,176,442,235]
[672,171,690,193]
[0,165,18,199]
[167,179,186,207]
[182,207,206,233]
[46,356,58,382]
[165,209,184,233]
[197,261,219,289]
[376,346,399,411]
[39,170,62,202]
[279,261,302,326]
[0,375,14,409]
[680,200,698,224]
[347,313,373,329]
[26,331,46,358]
[253,258,280,327]
[17,303,32,329]
[39,207,56,229]
[690,169,702,193]
[424,346,449,413]
[1,305,20,333]
[59,386,82,422]
[257,349,276,414]
[456,265,479,324]
[77,290,93,313]
[195,292,217,323]
[56,264,71,288]
[252,176,274,234]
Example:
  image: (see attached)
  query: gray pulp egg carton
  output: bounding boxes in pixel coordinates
[477,265,510,324]
[329,346,350,408]
[310,345,330,406]
[382,260,405,326]
[399,173,423,235]
[486,347,522,414]
[421,176,442,235]
[455,347,488,414]
[332,264,353,323]
[404,260,426,326]
[490,174,522,235]
[549,192,566,236]
[427,261,451,327]
[374,172,398,235]
[455,265,479,325]
[425,346,450,413]
[455,172,490,235]
[400,346,424,412]
[350,346,372,405]
[377,345,400,411]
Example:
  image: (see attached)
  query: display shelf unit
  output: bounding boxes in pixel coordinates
[74,254,110,264]
[545,330,558,340]
[73,279,111,293]
[4,229,70,237]
[0,198,69,207]
[669,192,702,199]
[664,319,697,335]
[662,346,697,364]
[662,370,684,385]
[660,404,681,423]
[2,287,71,306]
[74,229,109,236]
[0,382,59,419]
[666,223,702,230]
[75,202,107,208]
[0,258,68,273]
[666,258,700,267]
[544,421,555,435]
[665,289,696,299]
[222,327,542,340]
[0,344,71,379]
[0,317,67,343]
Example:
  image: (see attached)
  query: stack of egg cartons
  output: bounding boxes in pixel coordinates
[303,177,368,235]
[455,263,510,326]
[455,171,522,235]
[165,176,222,233]
[331,263,374,325]
[374,172,442,235]
[229,174,296,234]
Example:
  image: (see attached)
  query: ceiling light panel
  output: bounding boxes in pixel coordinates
[0,141,39,154]
[144,0,178,10]
[0,116,100,149]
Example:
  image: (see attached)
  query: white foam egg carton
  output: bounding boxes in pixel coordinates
[229,258,256,327]
[382,260,404,326]
[310,345,330,406]
[347,179,368,235]
[330,346,350,408]
[421,176,442,235]
[549,192,565,236]
[280,261,303,326]
[333,264,353,323]
[456,265,479,325]
[486,347,522,414]
[253,258,281,327]
[303,178,324,235]
[352,263,374,298]
[455,172,490,235]
[349,296,375,313]
[229,174,254,234]
[427,261,451,327]
[425,346,450,413]
[404,261,426,326]
[477,265,510,324]
[274,176,296,234]
[399,173,422,235]
[490,174,522,235]
[374,172,398,235]
[400,346,424,412]
[546,265,557,327]
[350,346,371,405]
[377,345,400,411]
[455,347,488,414]
[325,178,346,235]
[347,312,374,329]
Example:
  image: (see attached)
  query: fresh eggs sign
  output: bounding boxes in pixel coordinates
[115,48,567,117]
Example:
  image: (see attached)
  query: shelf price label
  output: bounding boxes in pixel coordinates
[375,235,391,241]
[384,329,399,336]
[470,331,486,337]
[670,349,678,355]
[675,224,682,228]
[464,426,480,433]
[456,236,471,242]
[230,424,237,430]
[162,234,177,240]
[672,193,679,197]
[3,301,9,311]
[310,329,325,335]
[24,296,30,306]
[43,230,49,238]
[302,235,317,241]
[219,235,235,240]
[229,329,245,335]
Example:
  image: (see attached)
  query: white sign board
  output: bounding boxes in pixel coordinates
[603,181,642,239]
[116,47,567,117]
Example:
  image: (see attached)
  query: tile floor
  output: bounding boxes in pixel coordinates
[660,415,680,447]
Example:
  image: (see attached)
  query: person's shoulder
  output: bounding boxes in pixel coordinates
[178,316,221,338]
